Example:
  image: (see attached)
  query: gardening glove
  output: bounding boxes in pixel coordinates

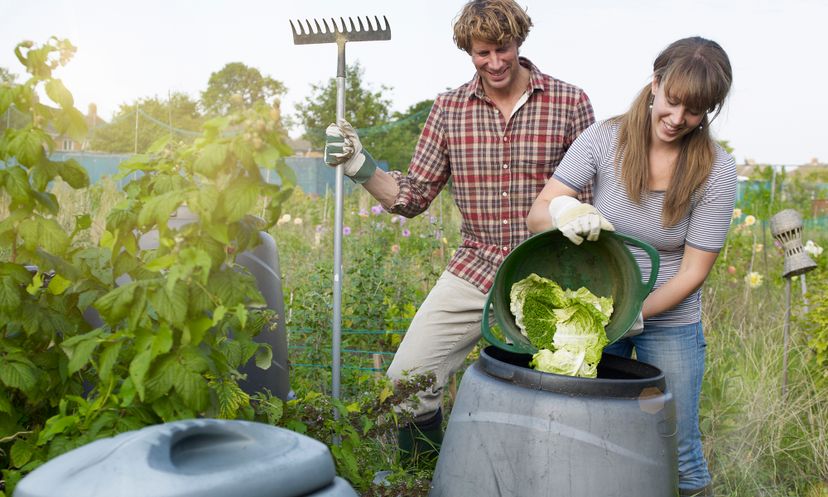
[548,196,614,245]
[324,119,378,184]
[623,312,644,338]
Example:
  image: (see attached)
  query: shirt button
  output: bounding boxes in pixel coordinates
[502,163,509,169]
[503,219,509,224]
[503,136,509,142]
[502,191,508,197]
[503,246,509,252]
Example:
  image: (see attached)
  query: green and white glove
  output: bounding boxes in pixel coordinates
[623,312,644,338]
[323,119,378,184]
[548,196,614,245]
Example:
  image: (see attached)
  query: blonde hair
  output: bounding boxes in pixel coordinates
[615,37,733,227]
[453,0,533,53]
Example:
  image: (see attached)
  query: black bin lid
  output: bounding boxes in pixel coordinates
[480,346,667,398]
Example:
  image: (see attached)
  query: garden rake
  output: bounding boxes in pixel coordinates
[290,16,391,402]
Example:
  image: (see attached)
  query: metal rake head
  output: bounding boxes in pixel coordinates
[290,16,391,45]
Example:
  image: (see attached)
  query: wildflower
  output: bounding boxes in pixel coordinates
[398,216,407,226]
[727,265,736,275]
[754,243,763,253]
[804,240,824,258]
[429,216,437,224]
[442,237,449,245]
[359,208,369,217]
[293,217,303,226]
[732,208,742,219]
[745,271,763,288]
[315,224,324,233]
[371,204,383,215]
[402,229,411,238]
[277,214,292,225]
[391,215,399,224]
[391,244,400,254]
[743,215,756,227]
[343,226,351,236]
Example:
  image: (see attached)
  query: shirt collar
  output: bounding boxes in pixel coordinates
[467,57,546,100]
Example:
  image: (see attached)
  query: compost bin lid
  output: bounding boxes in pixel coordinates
[479,346,667,398]
[14,419,337,497]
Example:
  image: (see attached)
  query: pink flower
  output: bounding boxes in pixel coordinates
[371,204,383,215]
[343,226,351,236]
[359,208,369,217]
[402,229,411,238]
[391,244,400,254]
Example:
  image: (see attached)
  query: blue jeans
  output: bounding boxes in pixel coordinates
[604,321,712,491]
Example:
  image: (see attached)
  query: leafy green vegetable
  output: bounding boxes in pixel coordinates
[510,273,613,378]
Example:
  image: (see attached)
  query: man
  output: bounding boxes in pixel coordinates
[325,0,594,464]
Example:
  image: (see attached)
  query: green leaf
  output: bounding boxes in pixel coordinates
[37,414,80,446]
[57,159,90,188]
[75,213,92,230]
[54,107,88,142]
[0,389,15,414]
[254,344,273,370]
[3,166,31,203]
[97,341,123,382]
[193,143,228,178]
[18,216,69,254]
[31,191,59,215]
[176,369,209,412]
[148,283,188,327]
[138,191,182,228]
[45,78,74,108]
[129,349,153,401]
[25,271,43,295]
[30,159,59,191]
[94,282,138,324]
[184,317,212,346]
[10,439,34,468]
[0,359,38,392]
[151,324,174,359]
[253,145,281,169]
[8,127,49,166]
[61,329,102,375]
[145,254,177,272]
[0,276,20,313]
[147,135,171,154]
[47,273,71,295]
[219,177,260,223]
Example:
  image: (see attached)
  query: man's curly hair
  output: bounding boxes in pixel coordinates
[452,0,533,53]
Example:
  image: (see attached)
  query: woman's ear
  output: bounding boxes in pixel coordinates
[651,78,659,96]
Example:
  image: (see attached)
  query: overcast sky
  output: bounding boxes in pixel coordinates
[1,0,826,166]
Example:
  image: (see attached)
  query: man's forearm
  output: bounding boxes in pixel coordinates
[362,168,401,210]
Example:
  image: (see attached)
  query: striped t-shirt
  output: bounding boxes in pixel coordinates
[553,119,737,326]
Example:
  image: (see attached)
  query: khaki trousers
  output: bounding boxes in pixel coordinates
[386,270,488,422]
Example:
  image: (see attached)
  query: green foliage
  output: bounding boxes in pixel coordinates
[295,62,391,148]
[88,92,204,153]
[0,38,295,495]
[200,62,286,117]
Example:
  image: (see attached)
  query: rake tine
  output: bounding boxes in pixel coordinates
[348,17,357,32]
[357,17,365,32]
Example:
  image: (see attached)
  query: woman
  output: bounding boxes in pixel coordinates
[526,37,735,497]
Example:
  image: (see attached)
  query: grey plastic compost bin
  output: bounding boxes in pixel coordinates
[13,419,357,497]
[430,346,678,497]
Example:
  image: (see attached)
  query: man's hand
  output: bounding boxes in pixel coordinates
[323,120,377,184]
[548,196,614,245]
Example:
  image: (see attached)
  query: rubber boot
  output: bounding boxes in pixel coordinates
[398,408,443,467]
[678,483,714,497]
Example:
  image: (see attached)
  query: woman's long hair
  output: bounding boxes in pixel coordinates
[615,37,732,227]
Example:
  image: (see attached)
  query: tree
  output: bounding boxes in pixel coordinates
[201,62,286,116]
[294,62,392,153]
[89,92,204,153]
[369,99,433,171]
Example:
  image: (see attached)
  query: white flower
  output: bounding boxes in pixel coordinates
[293,217,303,226]
[732,208,742,219]
[277,214,292,225]
[745,271,763,288]
[743,215,756,227]
[804,240,823,258]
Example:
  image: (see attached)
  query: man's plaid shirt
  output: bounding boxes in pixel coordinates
[388,58,595,293]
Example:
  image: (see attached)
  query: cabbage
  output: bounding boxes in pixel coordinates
[509,273,613,378]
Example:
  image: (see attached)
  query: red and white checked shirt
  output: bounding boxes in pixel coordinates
[388,58,595,293]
